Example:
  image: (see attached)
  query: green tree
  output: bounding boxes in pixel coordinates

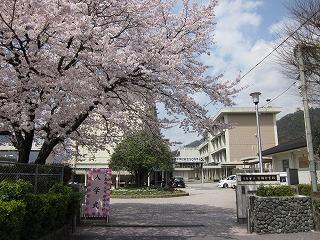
[277,108,320,152]
[110,132,173,187]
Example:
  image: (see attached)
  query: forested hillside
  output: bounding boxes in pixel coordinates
[276,108,320,152]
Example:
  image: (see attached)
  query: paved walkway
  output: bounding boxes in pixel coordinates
[73,183,319,240]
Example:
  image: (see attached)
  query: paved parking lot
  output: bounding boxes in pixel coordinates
[73,183,319,240]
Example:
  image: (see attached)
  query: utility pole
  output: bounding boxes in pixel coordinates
[296,45,318,192]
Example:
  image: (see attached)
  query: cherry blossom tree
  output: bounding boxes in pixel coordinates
[0,0,240,164]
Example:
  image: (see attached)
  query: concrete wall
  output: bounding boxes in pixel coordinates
[177,147,200,157]
[298,170,320,184]
[0,135,55,163]
[0,146,54,164]
[271,150,308,171]
[251,196,314,234]
[174,147,202,180]
[228,113,277,163]
[69,143,114,174]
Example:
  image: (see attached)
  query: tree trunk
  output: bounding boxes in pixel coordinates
[14,97,98,165]
[135,168,146,187]
[33,102,97,164]
[16,130,34,164]
[137,170,142,187]
[18,146,31,163]
[134,171,139,187]
[34,138,60,164]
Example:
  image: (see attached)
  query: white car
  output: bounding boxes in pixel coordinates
[217,175,237,188]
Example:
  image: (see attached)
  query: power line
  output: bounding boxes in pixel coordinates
[204,8,320,108]
[259,81,297,109]
[239,8,319,81]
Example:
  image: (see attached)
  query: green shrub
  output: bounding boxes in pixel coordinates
[66,191,81,220]
[297,184,320,196]
[0,199,26,240]
[0,179,33,201]
[256,185,295,197]
[49,183,81,221]
[21,194,45,240]
[21,192,80,240]
[0,182,81,240]
[298,184,312,196]
[43,193,69,232]
[49,183,73,195]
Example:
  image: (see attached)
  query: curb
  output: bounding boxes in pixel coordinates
[111,192,189,199]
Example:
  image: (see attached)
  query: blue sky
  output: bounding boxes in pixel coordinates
[162,0,304,149]
[250,0,289,41]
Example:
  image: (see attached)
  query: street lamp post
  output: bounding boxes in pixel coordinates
[250,92,263,173]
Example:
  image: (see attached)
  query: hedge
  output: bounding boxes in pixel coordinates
[256,185,295,197]
[111,186,188,198]
[297,184,320,196]
[0,200,26,240]
[0,181,81,240]
[0,179,33,201]
[48,183,81,226]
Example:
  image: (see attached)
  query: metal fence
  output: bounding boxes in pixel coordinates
[0,161,64,193]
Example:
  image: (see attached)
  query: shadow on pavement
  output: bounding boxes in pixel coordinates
[73,203,241,240]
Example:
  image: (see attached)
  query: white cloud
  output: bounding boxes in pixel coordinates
[208,0,301,114]
[268,19,286,34]
[268,18,297,35]
[162,0,302,149]
[214,0,262,60]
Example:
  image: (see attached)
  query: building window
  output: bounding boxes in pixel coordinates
[282,159,289,172]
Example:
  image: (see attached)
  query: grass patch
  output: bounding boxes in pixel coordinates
[111,187,188,198]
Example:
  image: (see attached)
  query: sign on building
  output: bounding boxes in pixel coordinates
[84,168,112,220]
[175,157,204,163]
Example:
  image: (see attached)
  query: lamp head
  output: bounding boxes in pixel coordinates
[250,92,261,104]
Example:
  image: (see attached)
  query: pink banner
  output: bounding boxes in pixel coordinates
[84,168,112,218]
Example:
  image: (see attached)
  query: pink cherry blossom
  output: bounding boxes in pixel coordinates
[0,0,240,164]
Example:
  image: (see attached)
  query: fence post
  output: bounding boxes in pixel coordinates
[16,163,19,180]
[34,164,38,194]
[61,166,64,183]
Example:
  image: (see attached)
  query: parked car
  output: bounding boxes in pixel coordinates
[217,175,236,188]
[172,176,186,188]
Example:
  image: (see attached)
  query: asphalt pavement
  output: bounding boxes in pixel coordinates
[73,183,320,240]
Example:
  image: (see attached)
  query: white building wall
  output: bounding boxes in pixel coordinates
[70,144,114,175]
[175,146,202,181]
[0,136,54,164]
[178,147,200,158]
[270,148,320,184]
